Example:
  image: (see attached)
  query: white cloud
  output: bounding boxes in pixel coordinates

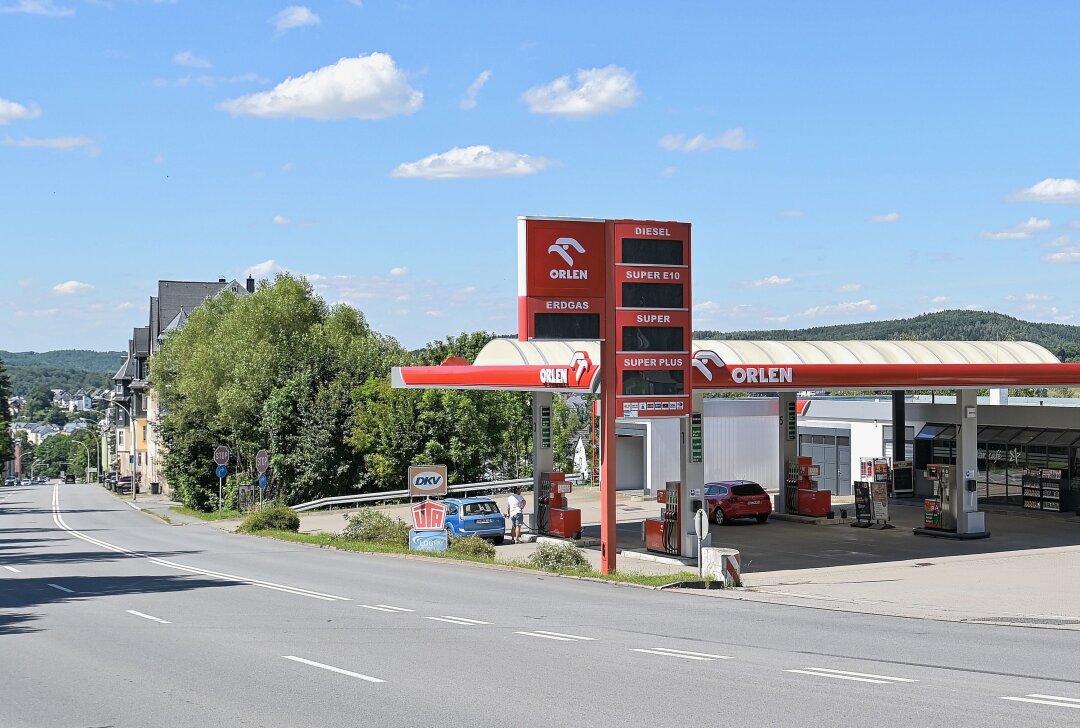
[980,217,1051,240]
[459,69,492,110]
[14,308,59,318]
[660,166,677,177]
[52,280,94,295]
[0,1,74,16]
[1042,244,1080,264]
[521,65,638,117]
[3,135,96,153]
[1023,292,1051,301]
[270,5,319,33]
[425,310,445,317]
[17,278,32,288]
[173,50,211,68]
[744,275,793,288]
[779,210,803,218]
[1045,235,1071,248]
[835,283,862,293]
[1009,178,1080,205]
[389,266,409,276]
[218,53,422,120]
[799,299,878,317]
[245,259,285,278]
[280,161,294,172]
[658,128,754,152]
[390,145,554,180]
[868,212,900,224]
[272,214,290,226]
[0,97,42,125]
[930,296,949,305]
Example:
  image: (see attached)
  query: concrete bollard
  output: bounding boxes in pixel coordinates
[701,547,741,587]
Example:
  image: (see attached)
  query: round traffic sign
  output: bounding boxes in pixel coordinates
[258,473,268,490]
[215,464,228,479]
[255,449,270,474]
[213,445,230,466]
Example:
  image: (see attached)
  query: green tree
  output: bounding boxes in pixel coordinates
[0,361,12,463]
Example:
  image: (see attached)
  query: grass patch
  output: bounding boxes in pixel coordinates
[252,530,700,588]
[145,509,173,524]
[170,505,241,521]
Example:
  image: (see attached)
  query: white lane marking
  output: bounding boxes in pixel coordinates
[532,630,597,641]
[800,667,918,682]
[51,486,349,602]
[515,632,576,641]
[632,648,724,662]
[634,647,733,660]
[126,610,171,624]
[48,583,75,593]
[423,616,492,626]
[786,669,894,682]
[359,604,414,613]
[1001,695,1080,709]
[376,604,414,612]
[3,566,21,573]
[282,656,384,684]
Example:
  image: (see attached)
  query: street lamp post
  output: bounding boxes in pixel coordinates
[71,439,94,483]
[110,400,138,502]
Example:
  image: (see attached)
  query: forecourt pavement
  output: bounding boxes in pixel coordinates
[2,483,1080,727]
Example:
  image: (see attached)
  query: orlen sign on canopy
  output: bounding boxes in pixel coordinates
[518,217,607,341]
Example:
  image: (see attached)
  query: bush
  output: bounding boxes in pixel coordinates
[527,541,590,572]
[340,508,410,547]
[237,503,300,533]
[447,535,496,560]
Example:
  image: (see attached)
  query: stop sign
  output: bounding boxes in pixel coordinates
[213,446,231,466]
[255,449,270,474]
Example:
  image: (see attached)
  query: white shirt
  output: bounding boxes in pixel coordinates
[507,493,525,517]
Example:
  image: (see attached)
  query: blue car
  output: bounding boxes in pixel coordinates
[443,497,506,545]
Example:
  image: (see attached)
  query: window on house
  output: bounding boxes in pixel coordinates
[117,430,125,447]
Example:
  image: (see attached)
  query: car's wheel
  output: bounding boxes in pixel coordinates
[492,535,505,546]
[445,527,454,542]
[716,508,729,526]
[756,513,769,524]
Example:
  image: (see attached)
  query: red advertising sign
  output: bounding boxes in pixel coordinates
[411,500,447,530]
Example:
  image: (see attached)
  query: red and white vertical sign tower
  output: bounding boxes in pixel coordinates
[519,216,692,574]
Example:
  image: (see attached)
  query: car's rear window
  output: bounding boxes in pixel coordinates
[463,501,500,516]
[730,483,765,496]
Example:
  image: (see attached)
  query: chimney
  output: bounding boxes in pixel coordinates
[246,276,255,293]
[218,276,227,283]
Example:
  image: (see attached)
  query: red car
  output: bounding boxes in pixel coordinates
[706,481,772,525]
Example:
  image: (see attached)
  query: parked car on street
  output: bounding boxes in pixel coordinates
[3,477,14,486]
[443,497,506,545]
[706,481,772,525]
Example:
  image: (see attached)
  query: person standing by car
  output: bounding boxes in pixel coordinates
[506,487,526,544]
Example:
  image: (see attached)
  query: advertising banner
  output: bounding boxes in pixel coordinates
[853,481,872,523]
[408,464,448,498]
[870,481,889,521]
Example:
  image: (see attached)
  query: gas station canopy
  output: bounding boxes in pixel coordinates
[392,338,1080,393]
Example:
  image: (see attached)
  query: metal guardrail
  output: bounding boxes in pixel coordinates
[291,477,533,513]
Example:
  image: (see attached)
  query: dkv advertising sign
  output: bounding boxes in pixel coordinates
[408,464,448,498]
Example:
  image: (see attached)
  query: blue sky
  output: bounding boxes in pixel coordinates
[2,0,1079,352]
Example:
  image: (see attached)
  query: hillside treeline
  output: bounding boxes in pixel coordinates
[696,310,1080,362]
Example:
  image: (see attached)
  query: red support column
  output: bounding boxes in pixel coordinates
[600,221,618,574]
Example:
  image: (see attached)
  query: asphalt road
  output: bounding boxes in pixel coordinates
[3,483,1080,728]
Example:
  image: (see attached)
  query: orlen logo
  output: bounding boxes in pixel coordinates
[691,350,725,382]
[548,238,588,280]
[570,350,593,387]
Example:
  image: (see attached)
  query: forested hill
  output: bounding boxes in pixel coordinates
[1,349,123,372]
[694,311,1080,362]
[1,349,124,396]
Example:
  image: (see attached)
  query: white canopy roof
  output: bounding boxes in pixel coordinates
[473,339,1060,367]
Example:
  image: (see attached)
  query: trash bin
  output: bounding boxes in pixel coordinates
[150,482,161,495]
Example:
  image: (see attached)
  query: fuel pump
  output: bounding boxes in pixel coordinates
[536,472,582,539]
[923,464,956,530]
[645,481,681,555]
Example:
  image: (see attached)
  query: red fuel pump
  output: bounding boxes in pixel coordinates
[796,456,832,517]
[537,472,582,539]
[645,481,681,555]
